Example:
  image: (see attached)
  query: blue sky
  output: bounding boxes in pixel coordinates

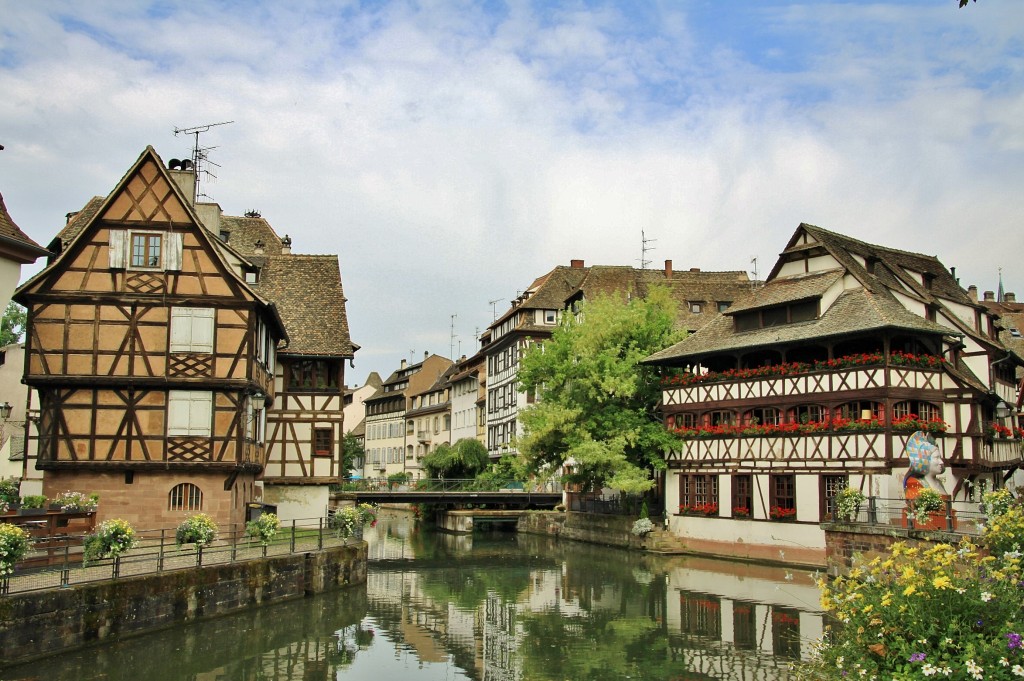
[1,0,1022,385]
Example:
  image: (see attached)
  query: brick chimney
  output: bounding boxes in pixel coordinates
[967,285,978,302]
[664,260,673,278]
[570,259,585,268]
[1006,292,1017,303]
[984,290,995,302]
[690,267,701,273]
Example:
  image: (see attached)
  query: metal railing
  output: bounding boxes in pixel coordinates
[1,516,362,596]
[828,496,986,535]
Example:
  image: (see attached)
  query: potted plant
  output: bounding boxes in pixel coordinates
[245,512,279,547]
[911,488,945,526]
[18,494,48,516]
[175,513,218,549]
[769,506,797,521]
[52,491,99,513]
[0,478,20,510]
[732,506,751,518]
[0,524,31,576]
[833,487,866,522]
[83,518,138,563]
[631,517,655,536]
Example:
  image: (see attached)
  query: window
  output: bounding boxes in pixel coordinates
[822,475,848,520]
[717,301,731,313]
[732,475,752,517]
[743,407,780,426]
[892,400,941,422]
[313,428,333,456]
[680,592,721,638]
[733,300,820,331]
[170,307,215,353]
[287,359,340,391]
[770,474,796,517]
[167,390,213,437]
[169,483,203,511]
[668,412,697,430]
[838,401,883,422]
[791,404,828,425]
[679,474,718,513]
[109,229,182,270]
[706,410,735,426]
[544,310,557,324]
[132,232,162,268]
[733,602,757,650]
[690,302,702,314]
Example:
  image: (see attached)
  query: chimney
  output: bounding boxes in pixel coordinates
[254,239,265,255]
[1006,292,1017,303]
[664,260,673,278]
[689,267,701,273]
[968,285,978,302]
[400,359,407,370]
[984,290,995,302]
[281,235,292,255]
[570,259,584,269]
[167,159,197,206]
[424,351,428,360]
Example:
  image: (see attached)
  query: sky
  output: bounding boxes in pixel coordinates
[1,0,1022,386]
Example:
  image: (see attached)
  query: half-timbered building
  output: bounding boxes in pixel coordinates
[14,147,288,530]
[646,224,1022,566]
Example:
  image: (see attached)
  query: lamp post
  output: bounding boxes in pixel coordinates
[0,402,11,420]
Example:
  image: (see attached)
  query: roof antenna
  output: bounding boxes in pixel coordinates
[173,120,233,203]
[640,230,656,270]
[750,256,760,289]
[488,298,502,321]
[449,314,457,360]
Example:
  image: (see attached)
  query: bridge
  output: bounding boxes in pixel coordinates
[335,478,563,509]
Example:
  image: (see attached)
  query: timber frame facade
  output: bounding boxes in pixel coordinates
[14,146,355,528]
[646,224,1023,566]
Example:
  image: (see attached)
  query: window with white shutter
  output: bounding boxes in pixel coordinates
[108,229,183,271]
[170,308,215,353]
[167,391,213,437]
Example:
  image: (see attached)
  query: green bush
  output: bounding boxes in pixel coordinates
[0,478,20,505]
[0,524,30,575]
[19,494,47,509]
[83,519,137,563]
[245,513,279,546]
[175,513,218,548]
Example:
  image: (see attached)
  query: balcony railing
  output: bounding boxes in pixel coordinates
[823,496,986,536]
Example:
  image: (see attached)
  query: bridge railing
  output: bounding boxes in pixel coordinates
[336,478,563,494]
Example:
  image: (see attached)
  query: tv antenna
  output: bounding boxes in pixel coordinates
[449,314,457,360]
[750,256,760,289]
[640,230,656,270]
[173,120,233,203]
[488,298,503,321]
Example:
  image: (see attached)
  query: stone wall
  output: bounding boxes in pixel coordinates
[0,543,366,666]
[823,523,960,576]
[518,511,647,549]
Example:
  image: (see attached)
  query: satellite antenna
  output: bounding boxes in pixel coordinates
[640,230,656,270]
[173,120,233,203]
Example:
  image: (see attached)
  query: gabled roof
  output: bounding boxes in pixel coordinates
[218,215,285,256]
[0,192,48,263]
[724,269,843,315]
[51,196,104,251]
[250,254,354,357]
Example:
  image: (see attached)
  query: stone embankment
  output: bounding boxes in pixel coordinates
[0,543,366,667]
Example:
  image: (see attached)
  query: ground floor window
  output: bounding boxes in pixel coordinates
[732,475,752,517]
[679,474,719,514]
[769,474,796,520]
[169,482,203,511]
[821,474,848,520]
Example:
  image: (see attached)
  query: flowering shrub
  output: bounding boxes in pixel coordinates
[770,506,796,520]
[983,489,1016,519]
[245,513,279,546]
[83,519,137,563]
[834,486,866,522]
[0,524,31,576]
[981,491,1024,559]
[811,540,1024,680]
[356,503,378,528]
[175,513,218,548]
[631,517,654,536]
[53,491,99,512]
[0,478,20,506]
[661,352,946,387]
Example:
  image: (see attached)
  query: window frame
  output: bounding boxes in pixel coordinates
[313,427,333,457]
[821,474,848,521]
[169,307,215,354]
[131,231,163,269]
[769,474,796,517]
[732,474,752,517]
[168,482,203,511]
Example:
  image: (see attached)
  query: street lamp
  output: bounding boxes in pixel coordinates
[0,402,11,419]
[995,400,1013,420]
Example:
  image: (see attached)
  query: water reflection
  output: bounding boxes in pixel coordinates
[3,512,823,680]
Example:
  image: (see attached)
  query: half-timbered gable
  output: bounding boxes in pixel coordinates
[645,223,1022,566]
[14,147,286,530]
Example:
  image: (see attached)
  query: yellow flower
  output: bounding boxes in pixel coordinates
[903,585,917,596]
[881,593,892,607]
[932,575,952,590]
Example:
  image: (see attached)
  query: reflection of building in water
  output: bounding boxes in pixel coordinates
[665,557,824,680]
[482,592,522,681]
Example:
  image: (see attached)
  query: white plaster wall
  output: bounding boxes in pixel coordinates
[260,484,329,522]
[0,259,21,315]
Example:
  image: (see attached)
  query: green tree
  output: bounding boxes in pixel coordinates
[516,287,684,494]
[341,432,364,479]
[0,302,26,346]
[422,438,489,479]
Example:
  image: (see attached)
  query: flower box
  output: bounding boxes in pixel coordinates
[769,507,797,521]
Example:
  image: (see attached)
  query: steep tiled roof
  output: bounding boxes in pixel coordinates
[0,192,47,260]
[725,269,843,315]
[646,287,951,365]
[250,254,354,357]
[218,215,284,256]
[52,196,104,250]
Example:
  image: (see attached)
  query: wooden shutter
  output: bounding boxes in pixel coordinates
[190,308,215,353]
[163,231,183,271]
[108,229,127,269]
[170,307,214,353]
[168,390,213,437]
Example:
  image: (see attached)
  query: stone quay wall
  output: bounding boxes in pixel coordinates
[0,543,367,667]
[518,511,648,549]
[823,522,961,576]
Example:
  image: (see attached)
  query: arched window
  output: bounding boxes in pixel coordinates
[169,483,203,511]
[837,401,884,422]
[790,404,829,425]
[892,400,941,422]
[742,407,781,426]
[668,413,698,429]
[706,410,736,426]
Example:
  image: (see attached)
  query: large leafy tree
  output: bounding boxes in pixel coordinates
[422,437,490,479]
[341,432,365,479]
[0,302,26,346]
[516,287,684,494]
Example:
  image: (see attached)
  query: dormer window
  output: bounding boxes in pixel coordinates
[690,302,703,314]
[733,299,819,332]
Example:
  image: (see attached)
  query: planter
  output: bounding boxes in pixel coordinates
[18,507,47,516]
[901,508,957,532]
[49,503,62,512]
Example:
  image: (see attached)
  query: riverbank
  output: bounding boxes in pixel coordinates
[0,542,366,667]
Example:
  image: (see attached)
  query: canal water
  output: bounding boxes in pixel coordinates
[4,512,824,680]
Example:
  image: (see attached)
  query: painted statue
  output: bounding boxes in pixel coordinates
[903,430,948,499]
